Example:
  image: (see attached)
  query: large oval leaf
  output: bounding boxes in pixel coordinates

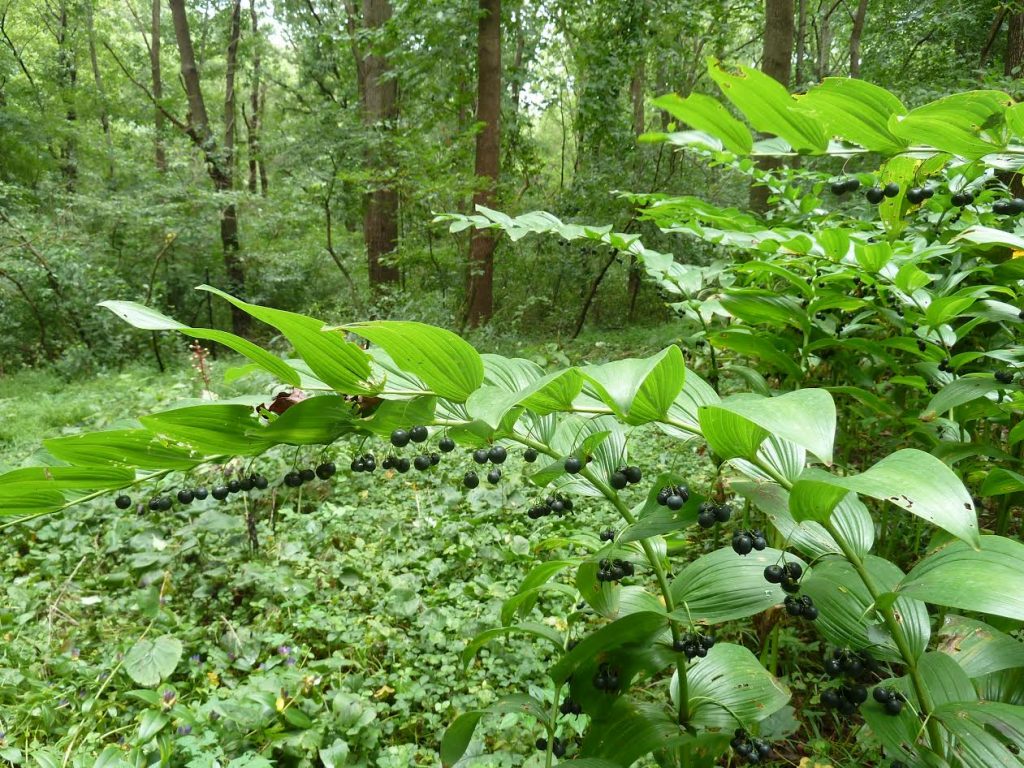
[582,345,685,425]
[124,635,182,687]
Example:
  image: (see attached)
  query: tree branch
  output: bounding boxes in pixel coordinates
[102,39,191,135]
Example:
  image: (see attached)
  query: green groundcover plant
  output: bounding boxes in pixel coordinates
[3,64,1024,767]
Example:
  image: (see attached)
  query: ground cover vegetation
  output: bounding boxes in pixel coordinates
[2,1,1024,767]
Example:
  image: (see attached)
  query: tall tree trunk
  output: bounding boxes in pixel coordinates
[626,52,645,319]
[361,0,400,288]
[750,0,793,212]
[55,1,77,191]
[246,0,265,195]
[980,8,1008,72]
[795,0,807,85]
[151,0,166,171]
[1007,12,1024,77]
[466,0,501,327]
[168,0,248,335]
[849,0,868,77]
[84,0,113,174]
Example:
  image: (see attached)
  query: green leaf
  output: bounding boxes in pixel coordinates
[953,225,1024,252]
[937,615,1024,678]
[697,405,769,461]
[651,92,754,154]
[670,547,805,624]
[853,240,893,273]
[44,429,206,470]
[100,301,301,386]
[720,292,808,332]
[707,389,836,465]
[581,346,685,425]
[679,643,790,728]
[795,77,907,153]
[0,487,67,517]
[356,396,437,440]
[441,695,550,767]
[710,329,803,378]
[137,710,169,741]
[932,701,1024,768]
[140,404,271,456]
[923,377,1004,418]
[801,557,930,662]
[341,320,483,402]
[549,612,668,684]
[918,650,977,707]
[888,90,1011,158]
[461,623,564,667]
[576,559,622,619]
[981,468,1024,497]
[708,59,828,153]
[582,700,692,764]
[897,535,1024,621]
[123,635,182,687]
[789,449,979,548]
[0,466,134,492]
[263,396,356,445]
[198,285,374,394]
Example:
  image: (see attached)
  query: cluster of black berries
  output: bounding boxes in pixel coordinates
[905,186,936,204]
[865,183,900,204]
[563,455,590,474]
[535,737,566,757]
[350,453,377,473]
[995,370,1016,384]
[117,473,277,510]
[655,484,689,511]
[730,729,771,764]
[592,663,620,693]
[673,631,714,660]
[764,561,802,594]
[597,558,634,582]
[284,463,335,487]
[599,528,616,541]
[937,357,952,373]
[559,696,582,716]
[784,594,819,621]
[821,683,868,716]
[829,178,860,195]
[731,529,767,555]
[951,190,975,207]
[824,649,874,679]
[873,686,905,716]
[527,494,574,519]
[389,426,429,447]
[992,198,1024,215]
[609,465,642,490]
[697,501,732,529]
[381,456,412,474]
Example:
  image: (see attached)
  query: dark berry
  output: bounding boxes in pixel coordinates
[429,452,440,466]
[821,689,840,708]
[609,471,628,490]
[951,191,974,207]
[884,699,903,715]
[414,455,431,471]
[906,187,926,204]
[148,497,161,511]
[873,687,895,704]
[239,477,254,491]
[299,469,315,483]
[439,436,456,453]
[995,370,1014,384]
[283,473,302,489]
[552,738,565,758]
[473,448,489,464]
[523,448,538,462]
[803,604,819,620]
[193,487,209,500]
[883,182,900,198]
[866,187,885,204]
[362,455,376,472]
[830,181,849,195]
[848,685,868,704]
[409,425,428,443]
[252,475,267,490]
[463,471,479,489]
[665,493,685,511]
[316,462,337,479]
[115,495,132,510]
[488,445,507,464]
[227,479,241,493]
[351,458,365,473]
[487,468,502,484]
[535,738,547,751]
[564,456,582,474]
[394,457,411,474]
[177,489,194,504]
[751,535,767,551]
[763,565,784,584]
[390,429,410,447]
[599,529,615,541]
[993,200,1013,215]
[697,508,716,529]
[843,178,861,193]
[824,658,842,677]
[1010,198,1024,214]
[784,595,803,616]
[624,466,642,484]
[785,562,803,580]
[732,533,753,555]
[780,577,800,594]
[714,503,732,522]
[213,484,232,498]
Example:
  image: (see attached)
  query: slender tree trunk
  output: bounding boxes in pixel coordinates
[84,0,113,174]
[980,9,1008,72]
[151,0,166,171]
[795,0,807,85]
[627,53,645,319]
[246,0,266,195]
[849,0,868,77]
[55,1,77,191]
[1007,12,1024,77]
[750,0,793,212]
[168,0,248,335]
[466,0,501,327]
[361,0,400,287]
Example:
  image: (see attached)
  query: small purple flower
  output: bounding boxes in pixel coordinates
[190,654,202,665]
[97,672,109,682]
[227,652,236,662]
[277,645,291,656]
[285,656,296,666]
[59,698,69,707]
[163,689,176,704]
[70,647,80,659]
[176,724,192,736]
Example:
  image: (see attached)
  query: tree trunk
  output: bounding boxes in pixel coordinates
[151,0,166,171]
[84,0,113,172]
[750,0,793,212]
[168,0,248,335]
[795,0,807,85]
[246,0,266,195]
[466,0,501,327]
[361,0,400,287]
[627,53,645,319]
[849,0,868,77]
[55,1,77,191]
[1007,12,1024,77]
